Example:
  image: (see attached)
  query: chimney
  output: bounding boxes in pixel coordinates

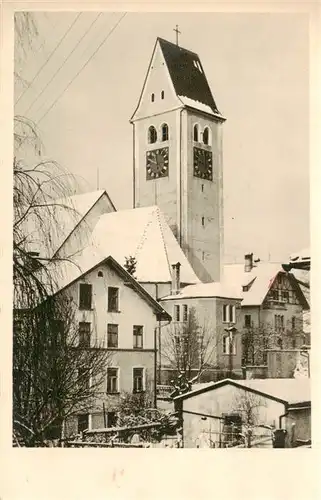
[171,262,181,295]
[244,253,253,272]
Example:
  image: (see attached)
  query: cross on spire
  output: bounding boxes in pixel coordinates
[173,24,181,46]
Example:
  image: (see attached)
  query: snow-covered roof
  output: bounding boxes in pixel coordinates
[26,189,113,258]
[160,281,242,301]
[174,377,311,406]
[41,205,200,292]
[223,262,282,306]
[178,95,225,119]
[88,206,200,284]
[290,247,310,262]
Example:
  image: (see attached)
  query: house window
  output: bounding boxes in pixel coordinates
[223,335,236,355]
[223,304,236,323]
[244,315,252,328]
[277,337,283,349]
[107,324,118,348]
[108,287,119,312]
[161,123,169,141]
[223,414,242,446]
[98,270,103,277]
[203,127,210,145]
[271,289,279,301]
[161,90,164,99]
[148,125,157,143]
[151,93,155,102]
[281,290,289,302]
[201,184,204,192]
[133,367,144,393]
[78,414,89,433]
[79,322,91,347]
[201,216,205,227]
[107,411,117,428]
[78,367,90,389]
[174,304,180,321]
[292,338,296,349]
[182,305,188,322]
[292,316,296,331]
[193,124,199,142]
[107,367,119,394]
[275,314,284,332]
[79,283,92,310]
[133,325,143,349]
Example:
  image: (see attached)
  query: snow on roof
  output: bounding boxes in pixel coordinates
[175,377,311,405]
[160,281,242,301]
[178,95,224,119]
[157,38,221,116]
[43,205,200,292]
[26,190,109,258]
[290,247,310,262]
[223,262,282,306]
[89,206,200,284]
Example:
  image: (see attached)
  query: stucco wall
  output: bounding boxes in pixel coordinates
[160,296,243,374]
[67,262,157,350]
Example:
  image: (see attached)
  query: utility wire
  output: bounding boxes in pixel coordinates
[36,12,127,126]
[23,12,102,117]
[15,13,83,106]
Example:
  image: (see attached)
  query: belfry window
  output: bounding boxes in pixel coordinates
[151,93,155,102]
[148,126,157,144]
[161,90,164,99]
[193,124,199,142]
[161,123,169,142]
[203,127,210,145]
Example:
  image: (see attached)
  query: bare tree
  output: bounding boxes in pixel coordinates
[13,293,112,446]
[228,391,269,448]
[162,308,219,391]
[12,13,107,446]
[242,317,305,367]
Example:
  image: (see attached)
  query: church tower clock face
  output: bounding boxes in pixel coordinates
[146,147,169,180]
[193,147,213,181]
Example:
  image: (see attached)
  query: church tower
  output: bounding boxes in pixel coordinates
[130,37,225,283]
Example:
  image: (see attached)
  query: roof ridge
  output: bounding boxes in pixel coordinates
[157,37,199,57]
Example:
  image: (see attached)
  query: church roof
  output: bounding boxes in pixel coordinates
[88,205,200,284]
[158,38,223,117]
[26,189,115,258]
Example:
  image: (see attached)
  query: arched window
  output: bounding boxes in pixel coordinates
[148,126,157,144]
[193,124,199,142]
[161,123,169,141]
[161,90,165,99]
[151,93,155,102]
[203,126,210,145]
[98,271,103,277]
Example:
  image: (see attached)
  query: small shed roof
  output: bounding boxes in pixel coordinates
[174,377,311,407]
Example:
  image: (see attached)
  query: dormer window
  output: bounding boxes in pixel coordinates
[161,123,169,141]
[193,124,199,142]
[161,90,164,99]
[151,93,155,102]
[148,126,157,144]
[203,127,210,145]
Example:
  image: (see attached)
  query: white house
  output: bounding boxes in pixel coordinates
[43,252,171,434]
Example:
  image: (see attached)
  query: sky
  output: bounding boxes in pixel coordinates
[14,11,310,264]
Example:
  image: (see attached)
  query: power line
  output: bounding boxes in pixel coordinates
[15,13,83,106]
[36,12,127,126]
[23,13,102,117]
